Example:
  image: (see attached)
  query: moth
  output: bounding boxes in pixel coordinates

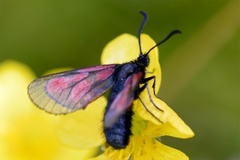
[28,11,181,149]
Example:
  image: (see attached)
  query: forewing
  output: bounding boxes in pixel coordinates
[104,72,143,128]
[28,64,116,114]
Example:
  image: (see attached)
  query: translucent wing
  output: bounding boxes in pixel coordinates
[28,64,117,114]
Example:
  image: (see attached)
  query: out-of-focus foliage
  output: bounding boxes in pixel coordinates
[0,0,239,159]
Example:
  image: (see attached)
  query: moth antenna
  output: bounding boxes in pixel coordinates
[138,11,148,55]
[145,29,182,56]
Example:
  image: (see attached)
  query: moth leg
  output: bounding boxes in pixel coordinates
[138,82,147,93]
[145,83,163,112]
[141,76,158,97]
[140,76,164,112]
[137,80,164,123]
[138,95,163,123]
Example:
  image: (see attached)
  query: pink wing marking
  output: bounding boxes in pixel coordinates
[68,69,115,104]
[28,64,116,114]
[104,72,143,128]
[46,73,88,99]
[72,76,114,110]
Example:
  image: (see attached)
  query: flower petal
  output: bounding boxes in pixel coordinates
[101,33,161,92]
[0,60,108,159]
[0,60,35,119]
[146,98,194,138]
[57,97,107,149]
[133,137,190,160]
[135,79,194,138]
[101,34,139,64]
[55,147,98,160]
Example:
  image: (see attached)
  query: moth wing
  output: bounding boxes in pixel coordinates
[28,64,117,114]
[104,72,143,128]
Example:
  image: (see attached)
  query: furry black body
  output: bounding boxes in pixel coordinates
[104,56,149,149]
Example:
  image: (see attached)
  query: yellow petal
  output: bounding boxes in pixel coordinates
[101,33,161,92]
[135,79,194,138]
[146,97,194,138]
[55,147,98,160]
[0,60,35,118]
[0,60,100,159]
[101,34,139,64]
[133,138,190,160]
[57,97,107,149]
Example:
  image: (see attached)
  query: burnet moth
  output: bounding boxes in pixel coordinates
[28,11,181,149]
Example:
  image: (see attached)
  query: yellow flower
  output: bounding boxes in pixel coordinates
[0,33,194,160]
[0,60,98,160]
[58,34,194,160]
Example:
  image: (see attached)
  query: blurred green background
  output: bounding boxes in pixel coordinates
[1,0,239,159]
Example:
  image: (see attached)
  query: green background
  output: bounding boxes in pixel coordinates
[1,0,239,159]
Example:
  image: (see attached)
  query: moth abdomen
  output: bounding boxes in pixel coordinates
[104,109,133,149]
